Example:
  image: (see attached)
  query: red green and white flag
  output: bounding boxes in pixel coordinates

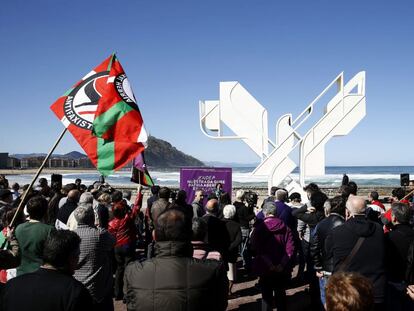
[131,152,154,187]
[50,54,147,176]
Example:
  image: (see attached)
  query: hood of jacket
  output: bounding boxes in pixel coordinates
[263,216,287,233]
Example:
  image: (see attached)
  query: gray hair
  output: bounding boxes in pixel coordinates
[275,189,287,202]
[79,192,93,204]
[262,202,277,217]
[223,204,236,219]
[391,202,410,224]
[73,203,95,225]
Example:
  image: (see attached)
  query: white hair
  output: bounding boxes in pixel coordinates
[223,204,236,219]
[235,190,244,201]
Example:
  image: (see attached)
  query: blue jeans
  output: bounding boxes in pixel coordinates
[319,274,330,307]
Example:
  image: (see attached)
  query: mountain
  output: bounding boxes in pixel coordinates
[63,151,86,159]
[10,136,204,168]
[145,136,204,168]
[10,152,87,160]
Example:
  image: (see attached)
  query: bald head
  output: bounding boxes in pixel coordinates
[346,196,366,215]
[205,199,218,215]
[67,189,80,203]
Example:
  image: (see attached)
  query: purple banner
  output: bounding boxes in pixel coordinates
[180,167,232,204]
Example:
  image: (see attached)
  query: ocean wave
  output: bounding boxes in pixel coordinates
[6,169,407,188]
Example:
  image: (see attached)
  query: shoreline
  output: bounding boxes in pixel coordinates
[0,169,402,200]
[0,168,101,175]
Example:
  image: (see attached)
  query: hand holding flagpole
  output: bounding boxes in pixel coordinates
[8,128,67,229]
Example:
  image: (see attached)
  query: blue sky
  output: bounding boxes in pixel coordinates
[1,1,413,166]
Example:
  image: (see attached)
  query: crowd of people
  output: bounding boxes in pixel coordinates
[0,173,414,310]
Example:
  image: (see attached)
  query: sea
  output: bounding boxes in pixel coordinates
[6,166,414,188]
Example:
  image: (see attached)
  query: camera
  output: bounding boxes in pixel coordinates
[244,191,258,206]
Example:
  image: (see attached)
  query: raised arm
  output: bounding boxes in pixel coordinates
[131,185,143,219]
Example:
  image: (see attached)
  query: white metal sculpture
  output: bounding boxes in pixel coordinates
[199,82,269,160]
[199,72,366,195]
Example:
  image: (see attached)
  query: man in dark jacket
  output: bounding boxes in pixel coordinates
[192,189,205,219]
[146,185,160,211]
[149,187,171,228]
[330,196,386,308]
[233,189,255,272]
[310,195,346,306]
[1,230,93,311]
[260,186,279,208]
[124,208,228,311]
[173,190,194,221]
[385,202,414,310]
[201,199,230,261]
[57,189,80,226]
[233,190,255,228]
[292,190,326,310]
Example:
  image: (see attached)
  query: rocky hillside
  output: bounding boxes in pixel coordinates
[10,136,204,169]
[145,136,204,168]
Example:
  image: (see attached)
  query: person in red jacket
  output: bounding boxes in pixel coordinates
[381,187,409,233]
[109,185,142,300]
[369,191,385,211]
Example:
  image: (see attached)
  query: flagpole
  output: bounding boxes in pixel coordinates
[403,188,414,201]
[9,128,68,229]
[138,165,141,186]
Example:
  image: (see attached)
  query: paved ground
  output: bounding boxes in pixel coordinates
[114,266,311,311]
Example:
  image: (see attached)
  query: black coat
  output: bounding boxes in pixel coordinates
[385,224,414,282]
[233,201,255,229]
[223,219,242,263]
[292,204,325,229]
[201,214,230,260]
[1,268,93,311]
[57,200,78,224]
[310,213,345,272]
[330,215,386,303]
[124,241,228,311]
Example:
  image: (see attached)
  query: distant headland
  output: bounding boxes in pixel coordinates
[0,136,204,170]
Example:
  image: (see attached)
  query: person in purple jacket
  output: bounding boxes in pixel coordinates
[251,202,295,311]
[274,190,298,235]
